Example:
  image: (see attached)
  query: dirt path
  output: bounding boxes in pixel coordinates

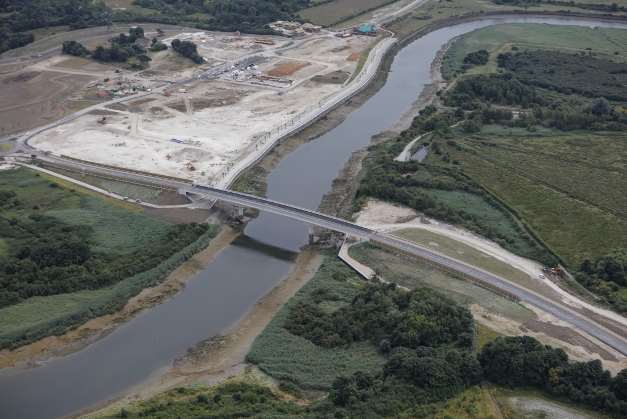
[356,199,627,327]
[0,226,239,370]
[80,248,322,418]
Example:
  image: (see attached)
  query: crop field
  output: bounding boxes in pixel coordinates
[299,0,397,26]
[348,243,535,322]
[247,254,386,390]
[440,129,627,267]
[442,23,627,79]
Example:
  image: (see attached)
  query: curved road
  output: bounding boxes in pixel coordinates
[189,185,627,356]
[12,156,622,357]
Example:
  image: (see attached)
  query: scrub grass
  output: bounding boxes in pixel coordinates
[299,0,397,26]
[394,228,542,292]
[1,168,171,255]
[440,130,627,267]
[442,23,627,79]
[435,386,503,419]
[348,242,535,322]
[0,167,217,348]
[474,323,502,351]
[495,388,613,419]
[247,254,386,391]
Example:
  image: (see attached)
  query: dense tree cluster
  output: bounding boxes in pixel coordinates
[576,249,627,312]
[324,335,627,417]
[284,283,475,350]
[0,212,207,308]
[463,49,489,68]
[480,336,627,415]
[327,347,482,416]
[498,50,627,101]
[287,282,627,417]
[61,27,153,69]
[130,0,310,33]
[170,39,204,64]
[445,53,627,131]
[0,0,111,53]
[0,30,34,54]
[444,73,541,109]
[61,40,90,57]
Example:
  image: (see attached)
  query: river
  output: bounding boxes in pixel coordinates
[1,15,626,419]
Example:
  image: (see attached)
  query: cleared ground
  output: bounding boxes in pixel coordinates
[30,32,375,185]
[0,70,100,136]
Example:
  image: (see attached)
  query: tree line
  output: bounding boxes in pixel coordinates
[63,27,155,69]
[0,0,111,54]
[576,250,627,313]
[0,209,207,308]
[282,282,627,417]
[1,0,313,56]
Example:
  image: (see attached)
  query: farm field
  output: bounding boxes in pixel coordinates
[299,0,397,26]
[441,23,627,78]
[0,167,213,348]
[439,129,627,268]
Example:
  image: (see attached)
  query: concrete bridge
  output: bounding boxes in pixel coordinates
[189,184,627,356]
[9,154,627,356]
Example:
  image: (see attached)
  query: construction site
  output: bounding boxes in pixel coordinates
[27,30,377,185]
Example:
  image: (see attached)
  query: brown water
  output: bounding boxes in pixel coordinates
[1,16,625,419]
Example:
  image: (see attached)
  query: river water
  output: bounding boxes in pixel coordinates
[1,16,626,419]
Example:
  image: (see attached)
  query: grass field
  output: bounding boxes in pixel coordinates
[395,228,543,292]
[435,386,503,419]
[437,129,627,268]
[299,0,397,26]
[0,167,215,348]
[348,243,535,322]
[247,254,386,391]
[441,23,627,79]
[0,168,170,255]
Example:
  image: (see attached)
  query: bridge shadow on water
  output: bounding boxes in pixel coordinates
[231,234,299,262]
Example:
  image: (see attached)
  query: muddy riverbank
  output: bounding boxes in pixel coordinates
[3,14,627,419]
[78,249,321,418]
[0,226,239,370]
